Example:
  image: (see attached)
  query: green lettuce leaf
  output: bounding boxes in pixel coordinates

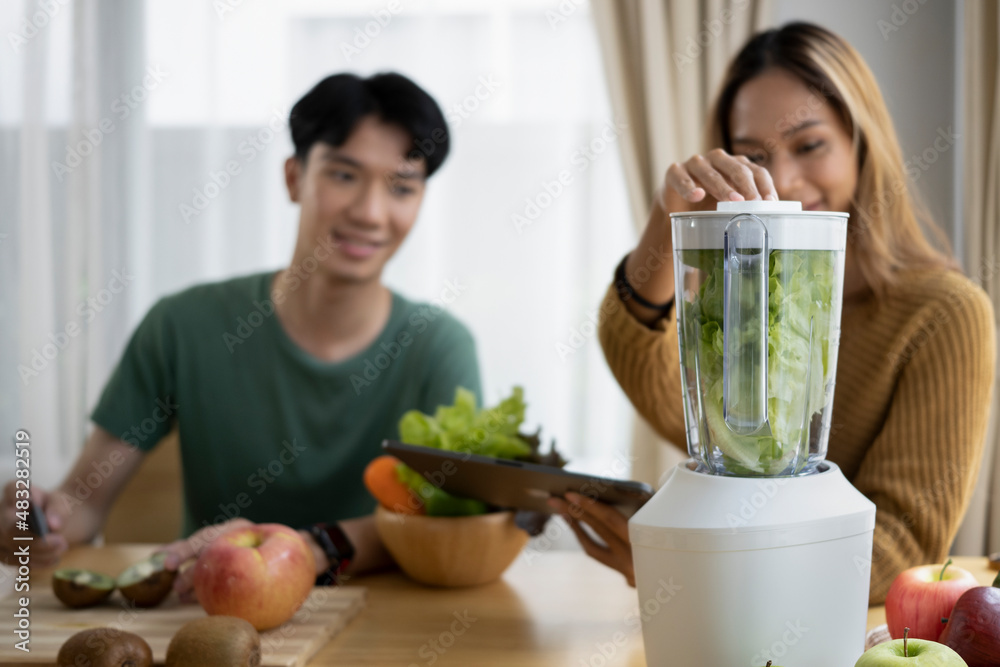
[396,386,535,515]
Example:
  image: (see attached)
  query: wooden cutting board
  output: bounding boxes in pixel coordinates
[0,586,365,666]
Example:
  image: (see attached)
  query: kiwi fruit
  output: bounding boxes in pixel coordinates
[52,569,116,608]
[166,616,261,667]
[116,552,176,608]
[57,628,152,667]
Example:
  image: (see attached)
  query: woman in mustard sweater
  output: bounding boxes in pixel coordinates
[550,22,996,604]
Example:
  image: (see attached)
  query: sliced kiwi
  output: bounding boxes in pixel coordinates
[116,552,177,608]
[52,569,116,608]
[57,628,152,667]
[166,616,261,667]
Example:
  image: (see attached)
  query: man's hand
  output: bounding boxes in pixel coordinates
[157,518,254,603]
[158,514,398,604]
[0,484,67,567]
[1,427,147,568]
[548,492,635,587]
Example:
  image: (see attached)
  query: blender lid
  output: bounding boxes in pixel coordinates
[669,199,850,217]
[670,200,848,251]
[629,461,876,552]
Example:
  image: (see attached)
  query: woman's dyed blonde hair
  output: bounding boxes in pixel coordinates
[707,22,957,296]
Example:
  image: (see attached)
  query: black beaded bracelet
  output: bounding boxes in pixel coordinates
[614,255,674,313]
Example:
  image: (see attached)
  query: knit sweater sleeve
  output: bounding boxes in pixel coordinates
[597,284,688,449]
[854,280,996,605]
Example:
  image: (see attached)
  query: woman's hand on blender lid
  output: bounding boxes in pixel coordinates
[665,149,779,207]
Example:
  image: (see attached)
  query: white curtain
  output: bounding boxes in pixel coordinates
[2,0,145,487]
[591,0,774,487]
[952,0,1000,556]
[2,0,639,486]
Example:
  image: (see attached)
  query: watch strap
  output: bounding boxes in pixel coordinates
[306,522,355,586]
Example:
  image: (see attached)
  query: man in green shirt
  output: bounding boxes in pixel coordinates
[1,73,481,584]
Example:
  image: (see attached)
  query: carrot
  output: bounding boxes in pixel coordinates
[363,456,425,515]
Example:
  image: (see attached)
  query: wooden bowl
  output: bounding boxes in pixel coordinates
[374,506,530,587]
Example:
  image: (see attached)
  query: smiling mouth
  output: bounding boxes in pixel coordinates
[332,231,384,259]
[803,201,823,211]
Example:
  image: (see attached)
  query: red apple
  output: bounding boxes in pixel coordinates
[192,523,316,631]
[939,572,1000,666]
[885,559,979,641]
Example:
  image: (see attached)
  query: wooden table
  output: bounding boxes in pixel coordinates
[6,547,996,666]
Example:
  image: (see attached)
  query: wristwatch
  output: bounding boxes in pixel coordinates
[305,522,355,586]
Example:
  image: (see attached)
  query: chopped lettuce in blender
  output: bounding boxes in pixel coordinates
[681,249,835,474]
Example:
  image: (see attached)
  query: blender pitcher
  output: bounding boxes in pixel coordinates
[628,200,874,667]
[672,200,848,476]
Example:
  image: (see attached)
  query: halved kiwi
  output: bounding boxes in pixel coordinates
[116,552,177,608]
[165,616,261,667]
[52,569,116,608]
[57,628,152,667]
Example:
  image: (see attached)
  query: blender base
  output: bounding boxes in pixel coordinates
[630,460,876,666]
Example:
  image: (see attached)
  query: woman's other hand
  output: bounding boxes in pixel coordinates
[548,492,635,587]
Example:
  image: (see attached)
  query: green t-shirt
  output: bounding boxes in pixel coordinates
[91,271,481,537]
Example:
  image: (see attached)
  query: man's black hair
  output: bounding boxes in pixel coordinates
[289,72,450,177]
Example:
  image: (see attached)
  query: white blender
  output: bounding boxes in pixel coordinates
[630,201,876,666]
